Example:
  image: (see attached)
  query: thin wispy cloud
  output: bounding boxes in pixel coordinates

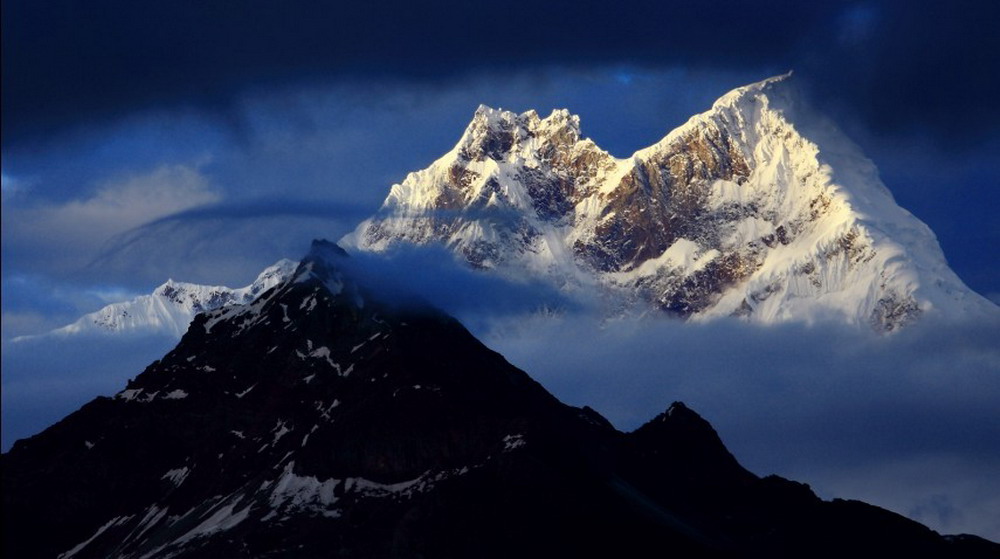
[2,164,220,273]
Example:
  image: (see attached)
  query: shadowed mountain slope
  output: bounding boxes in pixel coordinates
[3,240,996,558]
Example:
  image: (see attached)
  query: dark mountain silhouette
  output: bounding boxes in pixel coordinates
[3,240,996,558]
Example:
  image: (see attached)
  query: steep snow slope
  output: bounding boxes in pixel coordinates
[345,73,995,331]
[34,260,297,339]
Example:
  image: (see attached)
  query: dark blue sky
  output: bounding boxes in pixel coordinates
[2,0,999,541]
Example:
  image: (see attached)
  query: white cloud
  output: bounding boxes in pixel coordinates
[2,163,221,274]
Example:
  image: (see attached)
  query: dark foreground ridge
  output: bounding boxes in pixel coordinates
[3,241,997,558]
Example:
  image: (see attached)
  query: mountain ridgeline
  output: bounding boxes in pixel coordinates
[36,260,297,340]
[346,73,995,332]
[3,240,997,558]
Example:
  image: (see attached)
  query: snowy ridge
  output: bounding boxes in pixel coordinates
[345,73,996,331]
[344,103,616,288]
[29,259,298,340]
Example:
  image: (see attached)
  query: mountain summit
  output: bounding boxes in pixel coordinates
[345,74,995,331]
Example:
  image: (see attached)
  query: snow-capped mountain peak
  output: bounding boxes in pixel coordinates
[459,104,583,157]
[346,73,996,331]
[31,259,298,339]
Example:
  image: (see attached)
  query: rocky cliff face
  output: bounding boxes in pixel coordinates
[346,74,995,332]
[4,240,996,558]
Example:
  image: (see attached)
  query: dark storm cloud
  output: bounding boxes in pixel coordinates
[7,1,995,148]
[799,1,1000,147]
[0,0,822,144]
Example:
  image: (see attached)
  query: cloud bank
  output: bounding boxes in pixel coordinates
[477,310,1000,541]
[5,1,997,149]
